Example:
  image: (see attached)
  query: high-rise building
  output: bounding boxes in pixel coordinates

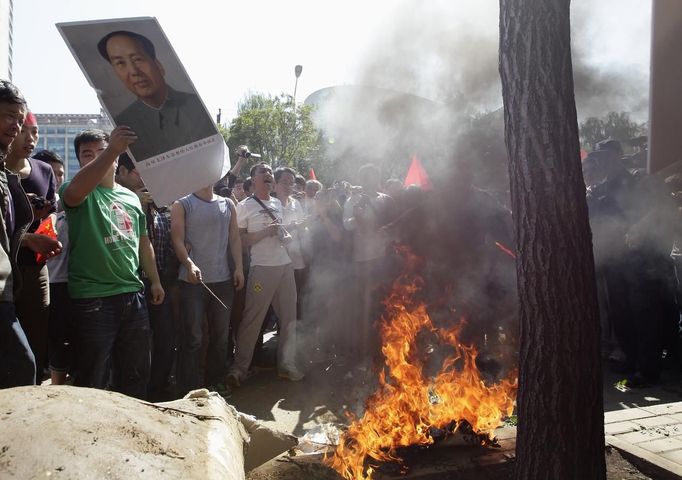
[0,0,13,80]
[35,112,113,180]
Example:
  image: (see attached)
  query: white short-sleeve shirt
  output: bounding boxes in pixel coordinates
[237,196,292,267]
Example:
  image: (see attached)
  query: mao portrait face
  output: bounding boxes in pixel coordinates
[99,32,168,108]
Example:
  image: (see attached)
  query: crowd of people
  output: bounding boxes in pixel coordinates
[2,74,682,404]
[584,138,682,388]
[0,79,408,401]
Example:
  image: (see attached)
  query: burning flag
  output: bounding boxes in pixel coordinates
[327,246,517,480]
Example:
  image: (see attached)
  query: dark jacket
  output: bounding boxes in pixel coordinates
[0,161,34,302]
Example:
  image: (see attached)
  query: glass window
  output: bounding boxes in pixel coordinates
[46,137,64,149]
[53,145,66,158]
[67,158,80,180]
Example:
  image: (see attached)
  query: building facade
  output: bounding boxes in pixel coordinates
[0,0,13,80]
[35,112,113,179]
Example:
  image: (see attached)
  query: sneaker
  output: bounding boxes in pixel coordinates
[278,367,305,382]
[225,373,241,388]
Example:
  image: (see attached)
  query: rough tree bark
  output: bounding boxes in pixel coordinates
[498,1,606,479]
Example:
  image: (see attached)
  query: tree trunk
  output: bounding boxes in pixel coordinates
[498,1,606,479]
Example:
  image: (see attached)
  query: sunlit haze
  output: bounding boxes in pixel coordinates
[13,0,651,122]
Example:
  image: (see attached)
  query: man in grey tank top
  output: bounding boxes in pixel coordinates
[170,184,244,395]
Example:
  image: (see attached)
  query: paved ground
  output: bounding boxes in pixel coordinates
[602,368,682,479]
[226,337,682,477]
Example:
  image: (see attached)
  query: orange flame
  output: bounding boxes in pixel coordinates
[327,247,517,480]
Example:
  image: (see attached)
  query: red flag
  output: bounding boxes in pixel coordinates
[403,155,432,190]
[34,215,58,264]
[309,168,317,180]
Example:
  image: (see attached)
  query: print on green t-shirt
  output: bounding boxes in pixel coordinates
[59,182,146,299]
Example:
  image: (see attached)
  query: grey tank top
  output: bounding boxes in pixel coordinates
[177,194,232,283]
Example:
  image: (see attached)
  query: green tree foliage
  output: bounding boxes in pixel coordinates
[224,92,325,180]
[579,111,647,151]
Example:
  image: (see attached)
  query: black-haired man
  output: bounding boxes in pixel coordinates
[228,163,303,385]
[60,127,164,399]
[33,149,65,189]
[97,30,216,161]
[0,80,61,388]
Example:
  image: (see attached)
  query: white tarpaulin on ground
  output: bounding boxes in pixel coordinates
[0,386,247,479]
[57,17,227,206]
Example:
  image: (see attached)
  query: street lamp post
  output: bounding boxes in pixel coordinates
[293,65,303,104]
[283,65,303,168]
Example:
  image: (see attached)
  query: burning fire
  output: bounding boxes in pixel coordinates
[327,247,517,480]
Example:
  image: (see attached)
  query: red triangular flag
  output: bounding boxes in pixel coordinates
[309,168,317,180]
[403,155,432,190]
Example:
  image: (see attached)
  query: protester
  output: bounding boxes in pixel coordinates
[243,177,253,197]
[342,163,395,362]
[303,179,322,216]
[384,178,404,204]
[60,127,164,399]
[33,151,74,385]
[232,177,247,202]
[274,167,308,322]
[171,181,244,394]
[0,80,61,389]
[5,112,57,378]
[116,153,178,401]
[33,149,65,191]
[585,140,679,387]
[223,147,254,366]
[227,163,303,386]
[214,146,248,201]
[304,188,349,360]
[294,174,306,198]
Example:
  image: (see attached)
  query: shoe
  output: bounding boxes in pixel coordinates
[278,367,305,382]
[225,373,240,388]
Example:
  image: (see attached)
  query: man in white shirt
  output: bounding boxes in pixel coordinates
[227,163,303,385]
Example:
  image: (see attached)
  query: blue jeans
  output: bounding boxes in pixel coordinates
[177,280,233,394]
[73,291,151,399]
[0,302,36,388]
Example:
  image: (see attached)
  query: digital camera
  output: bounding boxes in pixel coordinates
[277,226,293,245]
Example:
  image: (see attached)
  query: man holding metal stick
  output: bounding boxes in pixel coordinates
[171,180,244,395]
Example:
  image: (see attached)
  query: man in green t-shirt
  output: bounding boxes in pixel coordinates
[60,127,164,399]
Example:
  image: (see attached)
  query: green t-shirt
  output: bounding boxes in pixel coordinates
[59,182,147,299]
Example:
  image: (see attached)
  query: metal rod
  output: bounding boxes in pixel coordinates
[200,280,229,310]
